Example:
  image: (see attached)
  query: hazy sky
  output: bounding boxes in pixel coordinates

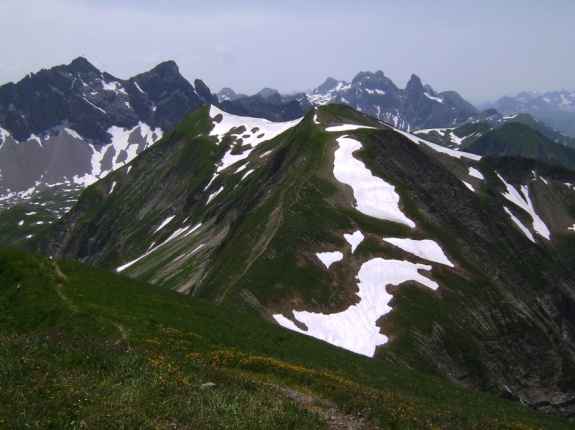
[1,0,573,103]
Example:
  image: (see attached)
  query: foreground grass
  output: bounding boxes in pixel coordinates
[1,249,573,429]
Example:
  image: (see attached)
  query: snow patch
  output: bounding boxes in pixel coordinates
[469,167,484,180]
[153,215,175,234]
[333,136,415,227]
[273,258,437,357]
[207,186,224,204]
[365,88,386,96]
[504,207,535,242]
[241,169,255,181]
[316,251,344,268]
[498,173,550,240]
[259,150,273,158]
[394,128,481,161]
[424,93,443,103]
[344,231,364,253]
[209,105,301,174]
[134,82,145,93]
[82,97,106,114]
[462,181,475,191]
[183,223,202,238]
[109,181,116,194]
[72,122,161,187]
[382,238,453,267]
[326,124,376,132]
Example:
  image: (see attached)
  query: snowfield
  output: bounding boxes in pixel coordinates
[73,123,161,187]
[274,258,438,357]
[333,135,415,227]
[394,128,481,161]
[469,167,484,180]
[497,173,550,240]
[316,251,344,268]
[382,238,453,267]
[325,124,375,132]
[344,230,364,253]
[209,106,301,174]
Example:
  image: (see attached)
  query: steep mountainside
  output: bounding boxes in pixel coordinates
[463,123,575,170]
[0,57,219,213]
[0,58,313,216]
[39,104,575,418]
[415,119,575,171]
[304,71,478,131]
[488,90,575,138]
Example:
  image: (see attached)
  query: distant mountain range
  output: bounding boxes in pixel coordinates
[218,71,480,132]
[415,110,575,171]
[483,90,575,139]
[1,58,573,205]
[2,57,575,243]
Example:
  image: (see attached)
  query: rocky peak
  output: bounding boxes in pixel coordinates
[405,74,424,94]
[256,88,281,99]
[217,87,240,102]
[316,77,341,94]
[67,56,100,76]
[194,79,218,105]
[149,60,181,78]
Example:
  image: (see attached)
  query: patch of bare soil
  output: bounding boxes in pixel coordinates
[269,384,369,430]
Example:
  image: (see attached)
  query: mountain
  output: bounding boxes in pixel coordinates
[0,57,218,215]
[4,249,573,429]
[414,111,575,170]
[463,123,575,170]
[36,103,575,418]
[0,58,311,246]
[218,92,306,122]
[221,70,479,132]
[303,71,479,131]
[0,57,217,144]
[488,90,575,139]
[216,87,242,102]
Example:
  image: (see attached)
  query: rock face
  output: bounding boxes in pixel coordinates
[38,104,575,419]
[304,71,478,131]
[0,57,215,144]
[0,58,217,210]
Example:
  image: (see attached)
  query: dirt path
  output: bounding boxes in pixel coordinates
[52,261,127,343]
[269,384,367,430]
[53,262,79,312]
[53,261,68,279]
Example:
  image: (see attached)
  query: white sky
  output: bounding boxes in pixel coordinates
[0,0,573,103]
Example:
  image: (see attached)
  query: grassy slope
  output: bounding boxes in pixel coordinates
[1,249,573,429]
[462,123,575,171]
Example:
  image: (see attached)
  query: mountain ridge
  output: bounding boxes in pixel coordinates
[485,89,575,138]
[36,103,575,418]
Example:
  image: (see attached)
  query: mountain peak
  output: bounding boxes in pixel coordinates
[149,60,181,77]
[67,56,100,75]
[255,87,280,99]
[405,74,424,92]
[316,77,341,94]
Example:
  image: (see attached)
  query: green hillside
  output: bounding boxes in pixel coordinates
[1,248,573,429]
[462,122,575,170]
[34,104,575,419]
